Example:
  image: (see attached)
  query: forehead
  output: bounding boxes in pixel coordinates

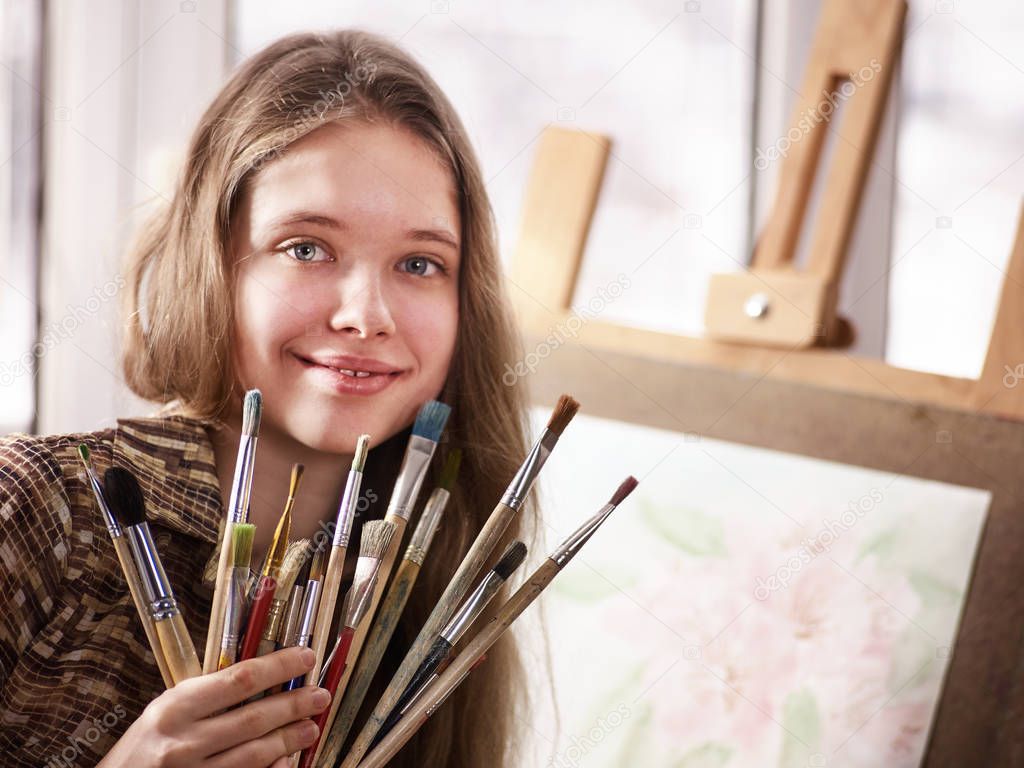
[245,120,459,232]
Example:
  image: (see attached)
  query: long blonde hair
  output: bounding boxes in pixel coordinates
[122,29,533,767]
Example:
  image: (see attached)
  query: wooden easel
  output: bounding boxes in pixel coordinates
[508,0,1024,764]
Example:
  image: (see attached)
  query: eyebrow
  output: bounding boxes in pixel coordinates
[268,211,460,250]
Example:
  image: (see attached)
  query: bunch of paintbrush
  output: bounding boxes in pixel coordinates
[309,400,452,765]
[327,394,580,768]
[323,450,461,754]
[358,476,639,768]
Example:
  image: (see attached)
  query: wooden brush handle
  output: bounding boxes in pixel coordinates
[203,521,235,674]
[155,611,203,684]
[362,559,559,768]
[327,558,420,753]
[309,545,346,685]
[333,502,517,768]
[112,537,174,688]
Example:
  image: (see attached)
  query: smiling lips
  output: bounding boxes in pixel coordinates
[294,352,406,394]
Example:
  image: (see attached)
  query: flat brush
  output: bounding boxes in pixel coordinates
[217,522,255,670]
[314,401,451,765]
[204,389,262,673]
[283,544,327,691]
[372,540,527,747]
[299,520,395,768]
[103,466,203,685]
[78,445,174,689]
[359,476,638,768]
[240,464,302,662]
[255,539,309,658]
[332,394,579,768]
[309,435,369,687]
[325,449,460,752]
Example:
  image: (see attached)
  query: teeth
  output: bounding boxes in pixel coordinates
[336,368,373,378]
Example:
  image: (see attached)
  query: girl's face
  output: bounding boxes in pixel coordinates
[229,121,460,454]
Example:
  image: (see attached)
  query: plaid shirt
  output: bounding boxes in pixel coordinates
[0,416,223,766]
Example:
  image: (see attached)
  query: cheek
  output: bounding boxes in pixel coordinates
[397,291,459,373]
[233,267,319,368]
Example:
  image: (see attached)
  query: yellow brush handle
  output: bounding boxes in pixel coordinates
[309,544,347,686]
[111,537,174,688]
[156,611,203,684]
[203,520,236,674]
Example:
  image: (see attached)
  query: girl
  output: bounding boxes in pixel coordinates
[0,29,533,767]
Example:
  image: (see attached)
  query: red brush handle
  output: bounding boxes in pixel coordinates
[300,626,355,768]
[239,576,277,662]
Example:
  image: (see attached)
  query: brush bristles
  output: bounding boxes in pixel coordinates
[102,467,147,528]
[411,400,451,443]
[438,448,462,492]
[78,443,90,463]
[232,523,256,568]
[353,434,370,472]
[309,545,327,581]
[242,389,262,437]
[493,540,527,580]
[610,476,639,507]
[289,463,305,496]
[546,394,580,437]
[266,505,292,573]
[359,520,396,560]
[277,540,311,595]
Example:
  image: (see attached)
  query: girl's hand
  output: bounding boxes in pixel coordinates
[98,646,330,768]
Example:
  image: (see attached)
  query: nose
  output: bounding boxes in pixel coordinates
[327,269,397,338]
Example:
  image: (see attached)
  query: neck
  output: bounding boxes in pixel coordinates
[210,414,352,568]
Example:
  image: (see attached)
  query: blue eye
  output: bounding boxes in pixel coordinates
[400,256,443,277]
[284,242,328,263]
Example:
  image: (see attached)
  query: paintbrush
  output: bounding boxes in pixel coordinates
[358,476,638,768]
[312,401,451,764]
[217,523,255,670]
[371,540,527,747]
[239,464,302,662]
[255,540,309,658]
[204,389,262,673]
[78,445,174,689]
[103,467,203,685]
[325,449,460,752]
[309,435,370,686]
[299,520,395,768]
[331,394,579,768]
[283,544,327,691]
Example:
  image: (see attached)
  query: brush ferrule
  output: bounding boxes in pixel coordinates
[227,435,257,524]
[280,585,304,646]
[295,580,322,647]
[125,523,174,605]
[332,468,364,548]
[86,471,122,538]
[441,570,503,644]
[500,435,550,508]
[345,558,381,627]
[150,595,180,622]
[386,435,437,521]
[262,598,287,642]
[550,503,615,567]
[405,487,448,565]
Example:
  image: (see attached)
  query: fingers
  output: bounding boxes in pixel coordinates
[178,647,316,719]
[194,685,331,755]
[205,718,319,768]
